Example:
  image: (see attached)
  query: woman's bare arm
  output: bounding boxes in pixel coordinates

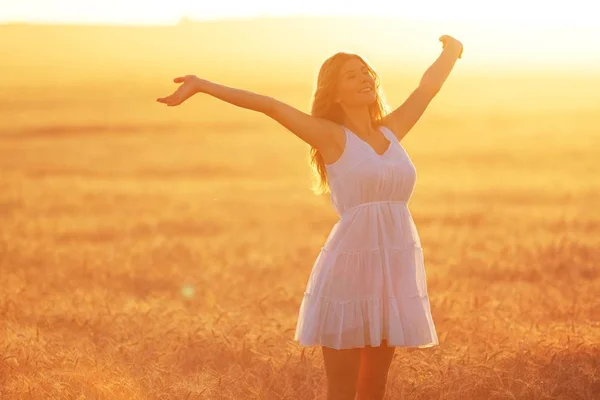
[157,76,338,150]
[382,35,463,141]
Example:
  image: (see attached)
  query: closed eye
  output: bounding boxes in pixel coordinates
[347,67,370,80]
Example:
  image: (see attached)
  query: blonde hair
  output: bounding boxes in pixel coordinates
[309,52,391,195]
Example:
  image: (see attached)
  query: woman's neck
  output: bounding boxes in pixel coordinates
[342,110,376,138]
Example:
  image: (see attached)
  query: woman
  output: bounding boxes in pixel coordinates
[157,34,463,400]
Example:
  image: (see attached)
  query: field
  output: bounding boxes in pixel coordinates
[1,21,600,400]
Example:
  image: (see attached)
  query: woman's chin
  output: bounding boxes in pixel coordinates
[365,97,377,106]
[363,92,377,103]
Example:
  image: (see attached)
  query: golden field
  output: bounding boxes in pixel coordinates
[1,19,599,399]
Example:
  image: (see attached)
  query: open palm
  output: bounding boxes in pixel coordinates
[156,75,199,106]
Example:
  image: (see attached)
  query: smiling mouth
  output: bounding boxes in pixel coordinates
[359,88,373,93]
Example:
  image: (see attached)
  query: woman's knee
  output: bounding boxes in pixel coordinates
[356,341,395,399]
[357,380,388,400]
[357,370,390,400]
[322,346,362,400]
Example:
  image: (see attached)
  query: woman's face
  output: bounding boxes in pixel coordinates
[335,57,376,107]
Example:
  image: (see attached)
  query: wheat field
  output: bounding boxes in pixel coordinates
[1,21,600,400]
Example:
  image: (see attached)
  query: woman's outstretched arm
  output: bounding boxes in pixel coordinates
[157,76,339,150]
[382,35,463,141]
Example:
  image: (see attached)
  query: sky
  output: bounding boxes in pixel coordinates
[1,0,599,26]
[1,0,598,68]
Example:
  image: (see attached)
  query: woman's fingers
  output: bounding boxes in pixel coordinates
[167,96,180,106]
[157,94,177,105]
[439,35,448,49]
[156,95,172,103]
[438,35,462,58]
[159,86,181,102]
[157,76,194,105]
[158,77,185,103]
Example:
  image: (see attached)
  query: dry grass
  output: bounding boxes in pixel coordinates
[1,54,599,399]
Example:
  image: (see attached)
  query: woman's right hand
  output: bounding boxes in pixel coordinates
[439,35,463,59]
[156,75,207,106]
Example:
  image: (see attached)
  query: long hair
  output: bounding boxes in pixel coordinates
[309,52,391,195]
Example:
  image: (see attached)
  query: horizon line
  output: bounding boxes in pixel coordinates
[0,14,429,27]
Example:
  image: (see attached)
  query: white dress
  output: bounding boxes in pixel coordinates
[294,125,439,350]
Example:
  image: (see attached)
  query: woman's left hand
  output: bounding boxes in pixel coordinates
[157,75,204,106]
[439,35,463,59]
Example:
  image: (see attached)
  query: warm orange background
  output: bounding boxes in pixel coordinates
[1,17,599,399]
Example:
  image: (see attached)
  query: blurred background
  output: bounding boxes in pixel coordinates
[1,1,599,399]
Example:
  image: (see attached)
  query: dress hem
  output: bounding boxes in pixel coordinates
[293,338,439,350]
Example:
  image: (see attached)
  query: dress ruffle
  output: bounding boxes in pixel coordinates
[294,246,439,350]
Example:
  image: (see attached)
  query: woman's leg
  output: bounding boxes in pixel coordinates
[321,345,362,400]
[356,339,396,400]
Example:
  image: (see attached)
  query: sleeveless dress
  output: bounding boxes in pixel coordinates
[293,124,439,350]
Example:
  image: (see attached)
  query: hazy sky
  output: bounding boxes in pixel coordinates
[1,0,598,26]
[2,0,599,67]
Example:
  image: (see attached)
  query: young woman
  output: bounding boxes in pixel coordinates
[157,34,463,400]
